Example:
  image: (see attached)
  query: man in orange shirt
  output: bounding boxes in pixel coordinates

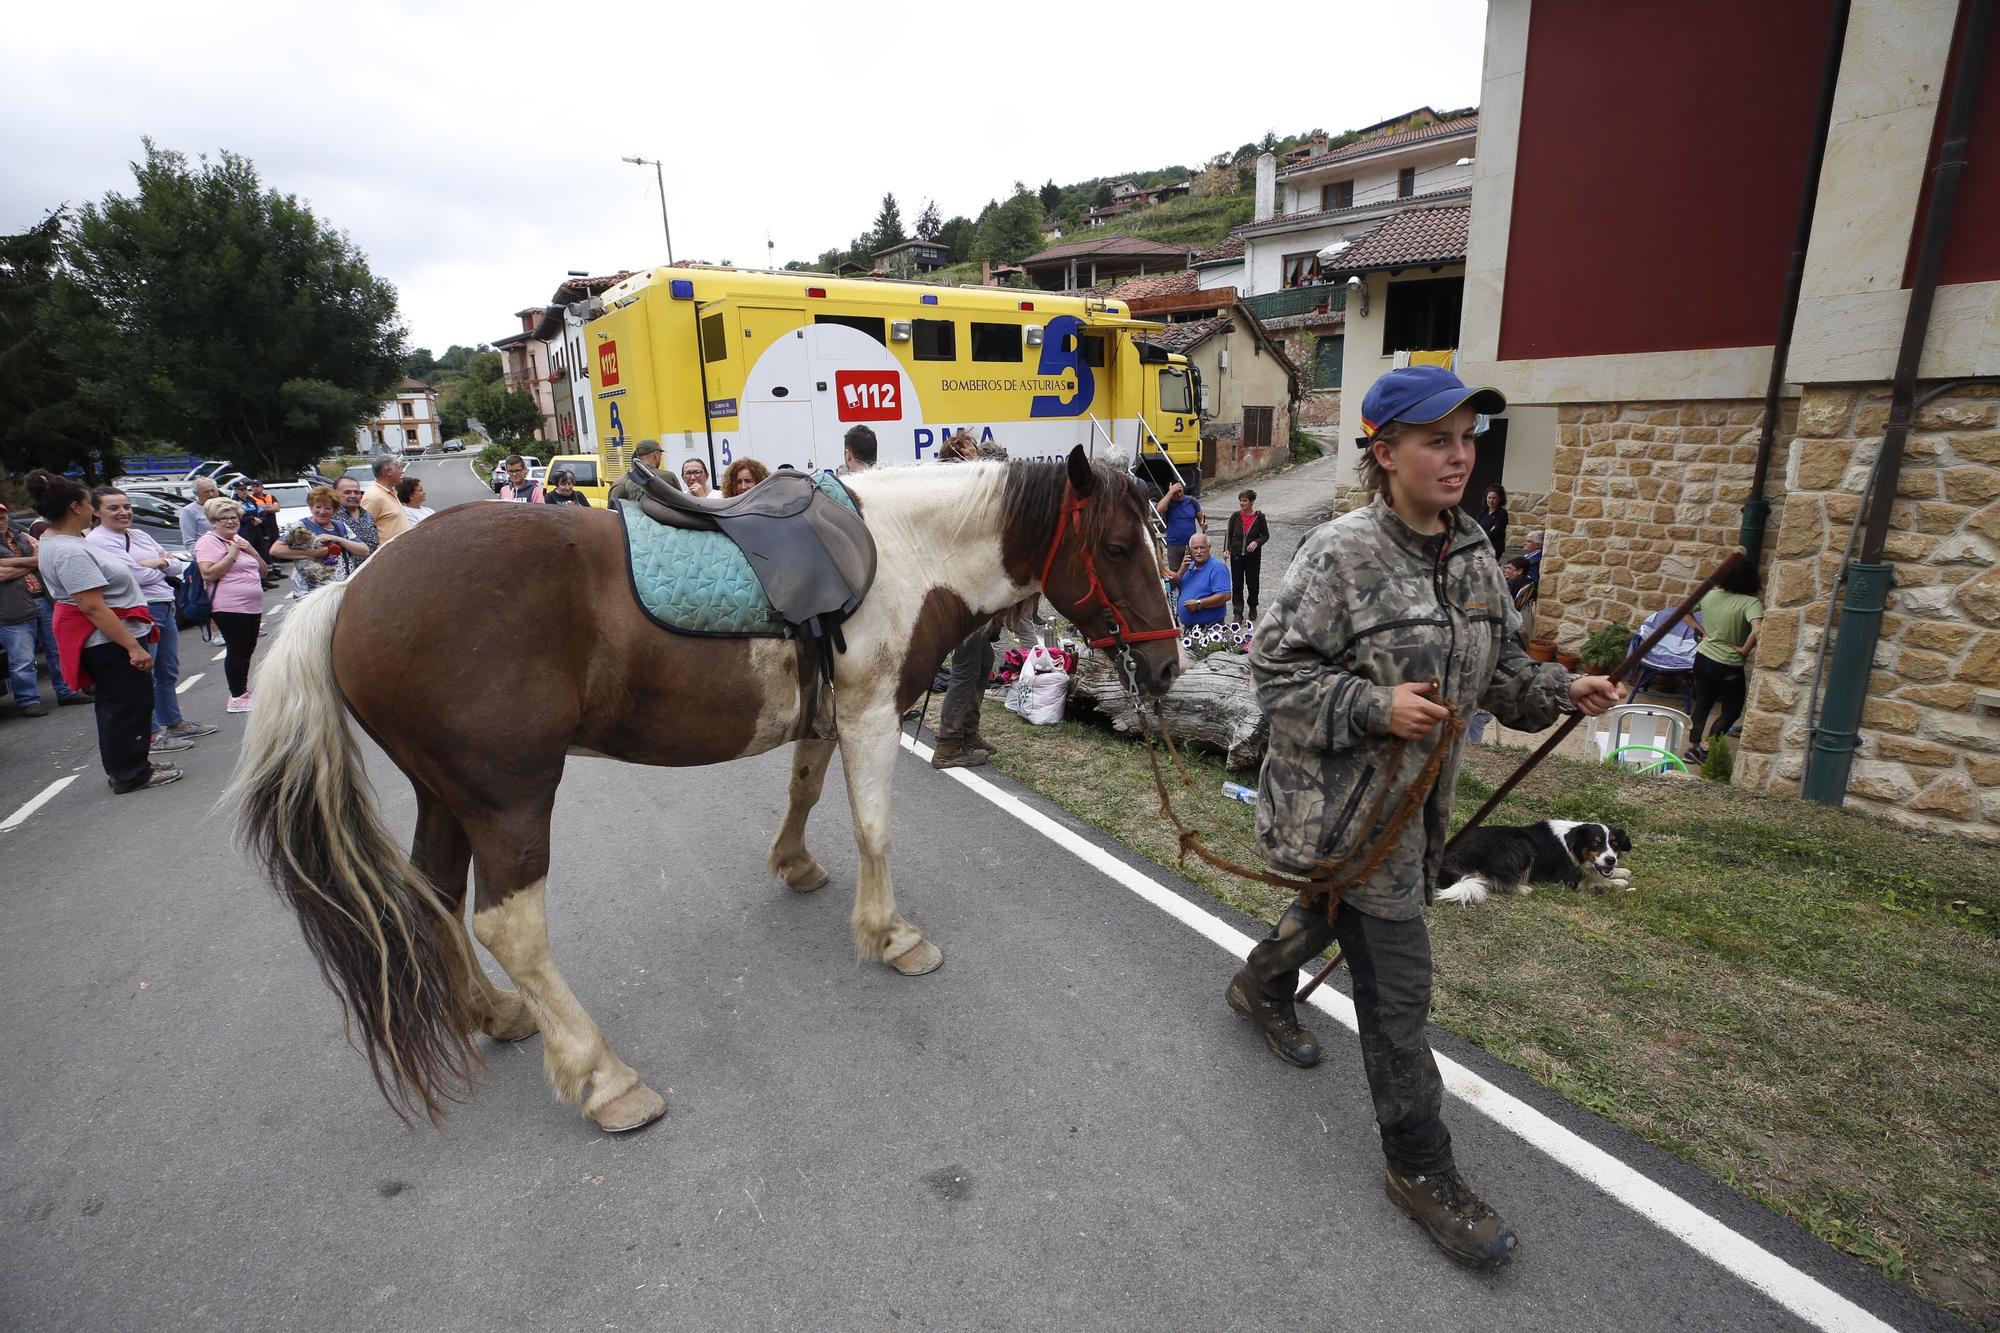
[360,455,412,545]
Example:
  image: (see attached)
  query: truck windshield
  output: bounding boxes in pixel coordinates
[1158,368,1192,414]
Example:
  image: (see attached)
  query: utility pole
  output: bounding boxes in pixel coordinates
[620,156,674,266]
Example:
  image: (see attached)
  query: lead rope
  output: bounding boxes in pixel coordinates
[1117,652,1464,952]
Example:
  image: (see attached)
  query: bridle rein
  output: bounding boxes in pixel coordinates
[1037,480,1182,657]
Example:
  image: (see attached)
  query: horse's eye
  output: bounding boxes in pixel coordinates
[1105,544,1130,560]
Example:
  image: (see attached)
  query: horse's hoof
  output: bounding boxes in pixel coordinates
[591,1081,667,1133]
[486,1012,539,1043]
[783,862,830,893]
[887,939,943,976]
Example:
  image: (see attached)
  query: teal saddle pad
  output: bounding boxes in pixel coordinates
[615,476,860,637]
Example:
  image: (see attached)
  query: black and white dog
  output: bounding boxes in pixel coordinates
[1436,821,1634,905]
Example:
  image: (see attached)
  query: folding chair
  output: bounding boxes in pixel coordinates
[1589,703,1693,773]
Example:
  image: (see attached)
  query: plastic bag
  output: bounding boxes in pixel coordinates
[1016,645,1071,725]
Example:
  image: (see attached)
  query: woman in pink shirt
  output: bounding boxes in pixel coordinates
[194,497,271,713]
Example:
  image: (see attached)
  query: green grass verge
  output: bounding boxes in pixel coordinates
[973,706,1999,1322]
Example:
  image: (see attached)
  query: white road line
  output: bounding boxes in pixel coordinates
[2,775,80,832]
[212,648,228,661]
[897,729,1896,1333]
[175,673,204,694]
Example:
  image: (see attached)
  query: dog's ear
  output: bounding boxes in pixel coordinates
[1610,826,1632,853]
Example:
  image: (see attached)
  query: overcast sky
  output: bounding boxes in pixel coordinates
[5,0,1489,354]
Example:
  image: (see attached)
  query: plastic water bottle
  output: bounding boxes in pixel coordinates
[1221,782,1258,804]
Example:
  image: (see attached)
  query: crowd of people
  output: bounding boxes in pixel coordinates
[0,453,445,794]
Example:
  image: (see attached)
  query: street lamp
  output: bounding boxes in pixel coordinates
[621,155,675,266]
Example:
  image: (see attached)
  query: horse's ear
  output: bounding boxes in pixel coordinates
[1065,445,1095,496]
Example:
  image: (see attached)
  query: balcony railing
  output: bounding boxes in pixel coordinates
[1243,285,1346,321]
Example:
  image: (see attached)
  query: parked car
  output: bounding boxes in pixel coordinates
[441,439,467,453]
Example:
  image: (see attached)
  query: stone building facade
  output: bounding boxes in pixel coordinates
[1735,384,2000,843]
[1537,400,1787,650]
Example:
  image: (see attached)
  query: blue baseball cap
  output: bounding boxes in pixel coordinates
[1358,366,1507,444]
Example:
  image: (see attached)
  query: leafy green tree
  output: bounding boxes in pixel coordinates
[940,216,975,263]
[0,211,110,480]
[913,199,942,241]
[1091,183,1114,208]
[977,186,1047,265]
[1039,179,1061,213]
[486,387,543,442]
[50,140,404,479]
[870,193,906,252]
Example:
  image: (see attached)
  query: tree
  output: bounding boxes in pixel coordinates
[976,186,1047,265]
[1039,179,1061,214]
[940,216,976,263]
[1091,183,1114,209]
[0,211,109,480]
[914,199,942,241]
[404,346,436,379]
[486,387,543,442]
[870,192,906,252]
[50,140,404,479]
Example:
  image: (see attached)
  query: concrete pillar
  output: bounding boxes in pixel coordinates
[1254,152,1277,223]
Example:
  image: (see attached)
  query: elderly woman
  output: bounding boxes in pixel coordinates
[397,475,435,524]
[193,497,270,713]
[273,485,370,598]
[721,457,771,498]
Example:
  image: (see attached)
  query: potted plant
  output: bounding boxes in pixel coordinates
[1578,624,1634,674]
[1527,638,1558,663]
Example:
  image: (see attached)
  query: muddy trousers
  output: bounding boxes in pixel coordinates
[1242,898,1452,1175]
[937,631,994,742]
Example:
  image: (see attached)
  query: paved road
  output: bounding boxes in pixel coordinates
[0,493,1946,1330]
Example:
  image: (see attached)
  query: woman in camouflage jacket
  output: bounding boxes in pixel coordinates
[1228,366,1624,1271]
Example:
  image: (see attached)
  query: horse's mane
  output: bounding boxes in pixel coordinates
[999,457,1143,567]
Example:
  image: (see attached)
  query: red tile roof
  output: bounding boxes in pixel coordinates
[1110,270,1199,300]
[1278,115,1478,178]
[1136,315,1232,354]
[1321,205,1470,273]
[1192,234,1245,265]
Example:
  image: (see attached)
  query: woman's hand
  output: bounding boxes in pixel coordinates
[127,642,154,672]
[141,555,170,571]
[1388,682,1451,739]
[1569,675,1627,716]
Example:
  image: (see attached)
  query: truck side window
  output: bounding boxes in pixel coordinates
[1158,369,1192,414]
[913,318,956,361]
[971,322,1021,362]
[1081,334,1107,368]
[814,313,887,346]
[701,314,728,363]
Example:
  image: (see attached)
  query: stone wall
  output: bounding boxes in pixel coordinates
[1735,383,2000,843]
[1540,400,1787,651]
[1297,389,1342,429]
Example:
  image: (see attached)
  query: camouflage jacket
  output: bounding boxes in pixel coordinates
[1250,496,1573,919]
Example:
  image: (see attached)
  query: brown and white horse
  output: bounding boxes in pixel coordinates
[229,447,1178,1131]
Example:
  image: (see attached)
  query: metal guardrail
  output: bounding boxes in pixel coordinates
[1242,285,1346,321]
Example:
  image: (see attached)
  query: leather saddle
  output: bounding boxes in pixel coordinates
[621,459,876,639]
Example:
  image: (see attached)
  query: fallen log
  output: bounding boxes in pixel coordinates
[1068,649,1268,771]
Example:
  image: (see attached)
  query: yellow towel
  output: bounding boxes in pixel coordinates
[1407,348,1457,370]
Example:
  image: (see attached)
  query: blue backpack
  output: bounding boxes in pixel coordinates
[175,560,212,629]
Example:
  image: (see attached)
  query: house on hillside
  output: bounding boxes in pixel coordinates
[873,238,953,278]
[1458,0,2000,838]
[1018,236,1194,291]
[356,377,441,454]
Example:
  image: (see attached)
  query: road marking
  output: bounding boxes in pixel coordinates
[212,648,228,661]
[175,673,203,694]
[896,729,1896,1333]
[2,776,80,832]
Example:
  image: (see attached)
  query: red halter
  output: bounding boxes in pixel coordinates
[1037,482,1183,652]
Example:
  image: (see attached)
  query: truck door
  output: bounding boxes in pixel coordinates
[734,306,812,473]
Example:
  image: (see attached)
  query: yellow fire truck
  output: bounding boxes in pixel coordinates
[581,267,1205,491]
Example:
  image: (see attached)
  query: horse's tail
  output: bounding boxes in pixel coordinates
[224,582,478,1124]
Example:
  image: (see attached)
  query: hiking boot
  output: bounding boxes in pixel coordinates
[1225,970,1322,1068]
[110,765,184,794]
[966,729,999,757]
[930,739,988,770]
[1385,1164,1520,1270]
